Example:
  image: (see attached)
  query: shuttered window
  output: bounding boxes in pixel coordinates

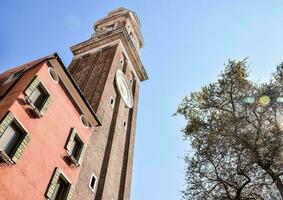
[69,137,80,159]
[29,87,47,110]
[0,112,31,165]
[4,70,24,84]
[24,76,52,117]
[45,168,74,200]
[0,124,23,157]
[65,128,86,166]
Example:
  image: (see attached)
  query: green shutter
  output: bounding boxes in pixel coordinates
[46,168,61,199]
[65,128,76,154]
[78,144,87,166]
[24,76,41,97]
[11,133,31,163]
[0,112,14,137]
[66,185,74,200]
[40,95,52,114]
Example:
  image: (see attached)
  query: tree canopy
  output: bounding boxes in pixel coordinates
[176,60,283,199]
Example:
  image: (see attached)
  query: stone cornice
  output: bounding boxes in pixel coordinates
[70,28,148,81]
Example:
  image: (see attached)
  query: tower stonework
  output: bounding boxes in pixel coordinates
[68,8,148,200]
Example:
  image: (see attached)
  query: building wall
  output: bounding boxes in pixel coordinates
[99,43,140,200]
[119,65,140,200]
[69,44,118,199]
[0,62,93,200]
[69,41,141,200]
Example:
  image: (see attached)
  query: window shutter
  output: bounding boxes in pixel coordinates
[66,185,74,200]
[0,150,13,164]
[11,133,31,163]
[46,167,61,199]
[65,129,76,154]
[78,144,87,166]
[40,95,52,114]
[0,112,14,138]
[24,76,41,97]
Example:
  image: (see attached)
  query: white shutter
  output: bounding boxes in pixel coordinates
[78,144,87,166]
[45,168,61,199]
[11,133,31,163]
[24,76,41,97]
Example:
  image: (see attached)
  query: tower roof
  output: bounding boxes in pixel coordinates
[94,7,144,47]
[71,7,148,81]
[107,7,142,28]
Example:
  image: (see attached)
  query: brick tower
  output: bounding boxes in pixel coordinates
[68,8,148,200]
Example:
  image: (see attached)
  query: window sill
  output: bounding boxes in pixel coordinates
[66,153,80,167]
[25,98,43,117]
[0,149,14,166]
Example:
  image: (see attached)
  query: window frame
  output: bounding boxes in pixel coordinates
[45,167,73,200]
[4,70,24,84]
[24,76,52,117]
[109,96,115,109]
[0,122,25,157]
[0,112,31,165]
[48,67,59,84]
[88,172,97,193]
[29,86,48,110]
[69,136,81,160]
[123,120,127,130]
[65,128,86,167]
[80,115,90,128]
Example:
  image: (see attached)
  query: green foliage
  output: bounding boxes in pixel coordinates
[176,60,283,199]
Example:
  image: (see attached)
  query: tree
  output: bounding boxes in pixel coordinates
[176,60,283,200]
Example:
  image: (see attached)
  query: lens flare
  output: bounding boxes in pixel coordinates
[65,15,81,32]
[259,95,270,107]
[277,110,283,130]
[242,96,255,104]
[277,97,283,103]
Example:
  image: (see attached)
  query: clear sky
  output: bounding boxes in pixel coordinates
[1,1,283,199]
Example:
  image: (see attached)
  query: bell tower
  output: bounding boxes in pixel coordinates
[68,8,148,200]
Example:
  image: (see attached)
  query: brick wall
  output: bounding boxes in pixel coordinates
[69,43,140,200]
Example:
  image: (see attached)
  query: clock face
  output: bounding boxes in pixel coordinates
[115,70,133,108]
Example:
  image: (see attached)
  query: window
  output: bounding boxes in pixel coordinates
[106,24,115,31]
[52,177,69,200]
[29,86,48,110]
[0,124,23,157]
[45,168,73,200]
[0,112,31,165]
[110,96,115,108]
[123,120,127,129]
[80,115,90,128]
[89,173,97,193]
[48,67,59,83]
[129,31,135,40]
[104,23,117,32]
[4,70,24,84]
[24,76,52,117]
[65,128,86,166]
[69,137,81,159]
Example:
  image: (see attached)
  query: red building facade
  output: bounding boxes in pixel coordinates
[0,55,100,200]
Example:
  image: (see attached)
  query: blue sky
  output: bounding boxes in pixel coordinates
[1,1,283,199]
